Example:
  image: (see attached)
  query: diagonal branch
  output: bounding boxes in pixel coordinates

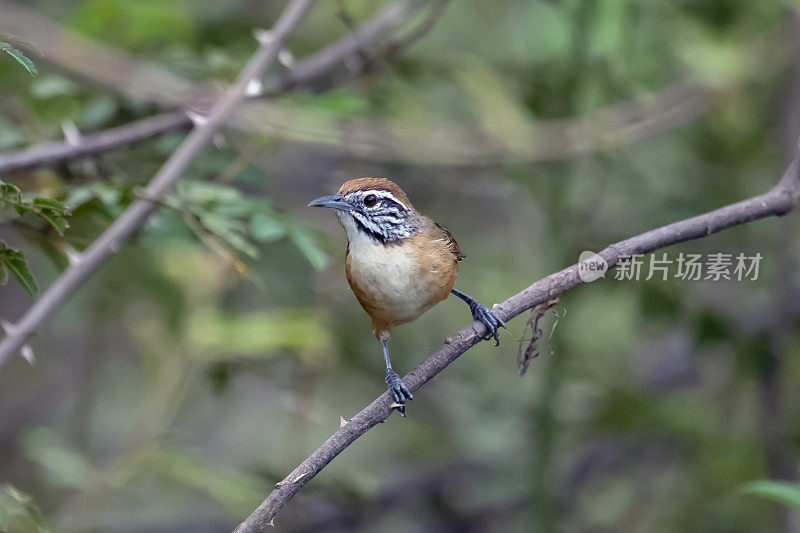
[232,150,800,533]
[0,0,317,369]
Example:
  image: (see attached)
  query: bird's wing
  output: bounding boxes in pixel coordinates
[434,221,465,261]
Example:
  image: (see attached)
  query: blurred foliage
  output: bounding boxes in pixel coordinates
[0,178,70,295]
[0,34,38,77]
[0,0,800,532]
[0,485,49,533]
[740,480,800,510]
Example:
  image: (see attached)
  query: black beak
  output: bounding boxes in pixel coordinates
[308,194,351,211]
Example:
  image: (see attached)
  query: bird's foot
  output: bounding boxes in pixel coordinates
[470,301,506,346]
[385,369,413,416]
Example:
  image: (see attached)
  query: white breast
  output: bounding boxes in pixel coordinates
[338,211,431,323]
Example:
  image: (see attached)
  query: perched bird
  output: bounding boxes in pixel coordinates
[309,178,504,414]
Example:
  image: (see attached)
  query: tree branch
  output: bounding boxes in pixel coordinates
[232,150,800,532]
[0,0,437,173]
[0,111,190,172]
[0,0,317,368]
[272,0,432,92]
[0,81,711,172]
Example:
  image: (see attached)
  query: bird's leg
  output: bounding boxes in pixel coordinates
[450,289,506,345]
[382,338,413,415]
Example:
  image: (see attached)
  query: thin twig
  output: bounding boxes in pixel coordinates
[358,0,451,72]
[0,0,317,368]
[0,81,712,172]
[233,149,800,532]
[517,296,559,376]
[0,111,190,172]
[272,0,430,92]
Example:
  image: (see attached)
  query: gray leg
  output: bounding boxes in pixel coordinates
[382,339,413,413]
[451,289,506,345]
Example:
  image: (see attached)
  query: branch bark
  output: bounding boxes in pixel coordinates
[232,150,800,532]
[272,0,431,92]
[0,0,317,368]
[0,111,191,172]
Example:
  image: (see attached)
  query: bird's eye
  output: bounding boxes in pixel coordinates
[363,194,377,207]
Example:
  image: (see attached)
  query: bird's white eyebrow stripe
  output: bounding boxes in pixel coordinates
[355,189,410,212]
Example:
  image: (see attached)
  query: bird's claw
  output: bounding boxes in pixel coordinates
[385,370,413,415]
[470,302,506,346]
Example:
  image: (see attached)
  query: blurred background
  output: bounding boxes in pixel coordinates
[1,0,800,531]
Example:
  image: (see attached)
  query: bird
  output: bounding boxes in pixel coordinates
[308,177,505,414]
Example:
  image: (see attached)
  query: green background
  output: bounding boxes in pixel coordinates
[1,0,800,531]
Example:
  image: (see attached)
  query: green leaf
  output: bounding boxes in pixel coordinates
[197,212,258,258]
[38,213,69,236]
[6,256,38,297]
[0,242,38,296]
[739,481,800,509]
[30,75,80,99]
[290,227,328,271]
[178,181,242,205]
[31,198,69,214]
[250,213,286,242]
[0,484,50,532]
[20,427,91,489]
[0,180,71,236]
[188,308,333,357]
[293,89,370,117]
[0,179,21,205]
[64,183,126,214]
[0,41,37,76]
[0,119,25,151]
[30,198,70,235]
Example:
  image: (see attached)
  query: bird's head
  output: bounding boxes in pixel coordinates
[308,178,418,244]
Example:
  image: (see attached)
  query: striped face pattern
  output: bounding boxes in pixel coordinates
[340,189,417,244]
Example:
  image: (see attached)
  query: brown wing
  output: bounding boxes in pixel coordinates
[434,221,465,261]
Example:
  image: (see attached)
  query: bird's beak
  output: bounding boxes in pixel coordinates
[308,194,350,211]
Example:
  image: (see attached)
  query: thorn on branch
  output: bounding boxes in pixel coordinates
[186,111,208,128]
[339,415,349,427]
[0,320,17,337]
[278,48,295,68]
[0,322,34,365]
[61,243,83,266]
[245,78,264,97]
[292,471,311,484]
[517,297,560,376]
[61,120,82,146]
[273,470,313,487]
[253,29,274,45]
[20,344,35,365]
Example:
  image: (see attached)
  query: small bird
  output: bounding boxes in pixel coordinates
[309,178,504,414]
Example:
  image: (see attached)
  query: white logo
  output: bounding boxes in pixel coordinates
[578,251,608,282]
